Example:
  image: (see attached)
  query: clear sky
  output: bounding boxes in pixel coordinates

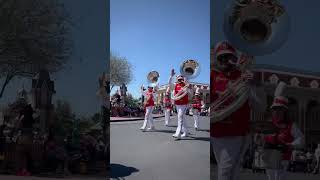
[111,0,210,98]
[212,0,320,72]
[0,0,109,117]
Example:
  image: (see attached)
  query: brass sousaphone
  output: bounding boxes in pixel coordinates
[147,71,160,88]
[171,59,200,101]
[211,0,287,122]
[223,0,290,56]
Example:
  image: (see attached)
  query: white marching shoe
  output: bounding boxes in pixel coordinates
[181,133,188,138]
[147,126,155,131]
[140,127,146,131]
[172,134,181,139]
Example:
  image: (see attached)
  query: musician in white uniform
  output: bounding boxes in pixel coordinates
[168,69,192,139]
[211,41,267,180]
[140,85,158,131]
[163,87,173,126]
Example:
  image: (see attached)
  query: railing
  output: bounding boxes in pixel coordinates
[1,141,44,170]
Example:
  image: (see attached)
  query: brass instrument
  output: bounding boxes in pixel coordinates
[147,71,160,88]
[142,71,160,107]
[171,59,200,101]
[224,0,290,56]
[211,54,254,122]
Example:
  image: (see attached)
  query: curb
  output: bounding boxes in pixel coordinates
[110,115,165,122]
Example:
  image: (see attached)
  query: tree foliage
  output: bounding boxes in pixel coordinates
[53,99,75,136]
[0,0,73,99]
[125,93,140,108]
[110,53,132,90]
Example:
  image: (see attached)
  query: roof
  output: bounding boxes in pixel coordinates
[254,64,320,77]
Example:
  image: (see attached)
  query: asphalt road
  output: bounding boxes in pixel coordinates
[110,114,210,180]
[211,165,320,180]
[0,175,107,180]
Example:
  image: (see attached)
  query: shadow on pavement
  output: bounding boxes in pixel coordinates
[152,129,176,134]
[178,136,211,142]
[196,128,210,132]
[110,164,139,179]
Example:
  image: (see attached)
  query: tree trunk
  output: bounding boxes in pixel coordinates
[0,74,13,99]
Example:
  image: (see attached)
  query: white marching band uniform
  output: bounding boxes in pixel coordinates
[168,74,193,139]
[140,87,157,131]
[164,87,173,126]
[262,82,305,180]
[211,41,267,180]
[192,87,204,130]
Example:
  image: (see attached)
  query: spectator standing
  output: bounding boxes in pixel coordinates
[313,144,320,174]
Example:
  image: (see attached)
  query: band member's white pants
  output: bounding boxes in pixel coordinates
[174,105,188,136]
[193,109,199,128]
[211,135,250,180]
[266,160,289,180]
[164,108,171,125]
[141,106,154,129]
[313,157,320,173]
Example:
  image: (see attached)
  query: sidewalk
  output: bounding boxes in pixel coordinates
[110,114,164,122]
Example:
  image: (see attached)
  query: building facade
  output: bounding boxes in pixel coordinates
[251,64,320,146]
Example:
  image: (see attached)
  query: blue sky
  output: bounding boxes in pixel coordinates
[0,0,108,117]
[111,0,210,98]
[212,0,320,72]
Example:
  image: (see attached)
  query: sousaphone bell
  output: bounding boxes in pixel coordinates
[223,0,290,56]
[147,71,160,88]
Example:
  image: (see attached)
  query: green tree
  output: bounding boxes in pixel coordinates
[53,99,75,136]
[110,53,133,90]
[0,0,73,99]
[125,93,140,108]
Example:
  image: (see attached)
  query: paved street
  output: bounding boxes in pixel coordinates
[0,175,107,180]
[211,165,320,180]
[110,115,210,180]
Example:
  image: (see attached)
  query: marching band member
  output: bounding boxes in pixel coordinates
[140,85,157,131]
[163,87,173,126]
[264,82,305,180]
[192,87,204,130]
[211,41,266,180]
[168,69,192,139]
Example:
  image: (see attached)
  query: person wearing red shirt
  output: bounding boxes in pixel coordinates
[163,87,173,126]
[192,88,204,130]
[211,41,266,180]
[264,82,305,180]
[169,69,192,139]
[140,85,157,131]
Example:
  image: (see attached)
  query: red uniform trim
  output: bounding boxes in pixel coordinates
[264,120,294,160]
[192,97,202,111]
[174,83,188,105]
[145,90,154,107]
[163,97,173,110]
[210,69,251,137]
